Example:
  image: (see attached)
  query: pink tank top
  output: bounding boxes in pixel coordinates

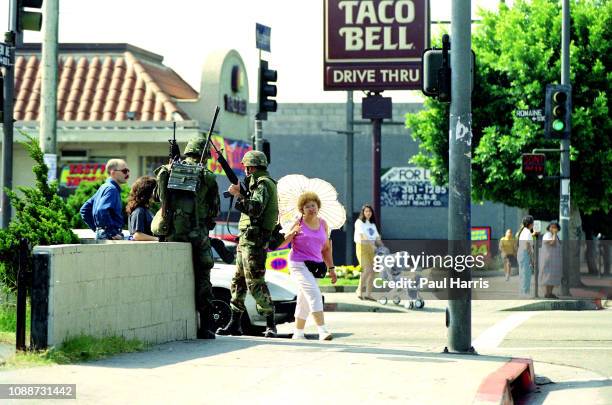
[289,218,327,262]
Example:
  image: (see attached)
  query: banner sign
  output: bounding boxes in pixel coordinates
[471,226,491,258]
[60,163,107,188]
[381,166,448,207]
[324,0,429,91]
[59,136,252,189]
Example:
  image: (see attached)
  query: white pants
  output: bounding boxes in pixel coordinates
[289,260,324,320]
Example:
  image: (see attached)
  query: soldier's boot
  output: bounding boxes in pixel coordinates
[216,309,243,336]
[197,309,216,340]
[263,312,277,338]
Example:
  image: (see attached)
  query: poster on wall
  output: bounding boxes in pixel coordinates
[208,135,252,178]
[471,226,492,258]
[381,166,448,207]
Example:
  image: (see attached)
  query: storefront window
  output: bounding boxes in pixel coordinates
[144,156,168,176]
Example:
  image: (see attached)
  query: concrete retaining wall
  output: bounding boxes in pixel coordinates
[32,242,196,347]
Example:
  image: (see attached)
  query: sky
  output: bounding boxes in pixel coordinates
[0,0,510,103]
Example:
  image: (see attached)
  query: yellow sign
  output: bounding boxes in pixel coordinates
[265,248,290,273]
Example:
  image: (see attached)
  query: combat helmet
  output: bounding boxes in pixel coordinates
[184,137,207,157]
[241,150,268,167]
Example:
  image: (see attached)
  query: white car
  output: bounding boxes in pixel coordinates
[210,249,298,334]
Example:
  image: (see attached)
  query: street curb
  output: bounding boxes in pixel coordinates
[473,358,535,405]
[323,302,405,313]
[320,285,358,293]
[502,299,604,311]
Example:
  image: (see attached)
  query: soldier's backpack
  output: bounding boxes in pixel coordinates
[151,162,205,236]
[167,162,204,193]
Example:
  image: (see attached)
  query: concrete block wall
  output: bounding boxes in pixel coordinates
[32,242,196,347]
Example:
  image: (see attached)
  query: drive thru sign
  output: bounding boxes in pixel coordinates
[324,0,429,91]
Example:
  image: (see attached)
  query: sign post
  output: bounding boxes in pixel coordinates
[254,23,272,152]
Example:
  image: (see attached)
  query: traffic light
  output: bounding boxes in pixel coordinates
[18,0,44,32]
[257,59,277,120]
[262,139,271,164]
[422,35,475,103]
[544,84,571,139]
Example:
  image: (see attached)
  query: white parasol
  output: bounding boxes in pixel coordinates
[277,174,346,233]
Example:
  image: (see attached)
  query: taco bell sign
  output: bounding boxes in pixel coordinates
[324,0,429,91]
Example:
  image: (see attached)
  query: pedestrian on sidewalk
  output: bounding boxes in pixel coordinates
[80,159,129,240]
[282,191,337,341]
[126,176,159,242]
[499,229,517,281]
[539,221,562,298]
[355,204,383,301]
[517,215,536,297]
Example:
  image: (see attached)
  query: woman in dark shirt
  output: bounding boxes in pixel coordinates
[126,176,158,241]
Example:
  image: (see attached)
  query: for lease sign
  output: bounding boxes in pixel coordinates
[324,0,429,91]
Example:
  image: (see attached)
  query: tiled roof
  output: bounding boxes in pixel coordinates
[14,45,198,122]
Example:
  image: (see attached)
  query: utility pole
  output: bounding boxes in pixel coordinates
[1,0,18,228]
[446,0,473,353]
[559,0,571,296]
[40,0,59,167]
[345,90,354,265]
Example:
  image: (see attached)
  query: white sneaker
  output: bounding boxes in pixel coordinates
[292,332,307,340]
[319,331,333,341]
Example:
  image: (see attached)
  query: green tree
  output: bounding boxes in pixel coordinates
[407,0,610,213]
[406,0,611,286]
[0,136,79,292]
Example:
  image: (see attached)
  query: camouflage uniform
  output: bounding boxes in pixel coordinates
[218,150,278,337]
[230,169,278,315]
[154,138,220,338]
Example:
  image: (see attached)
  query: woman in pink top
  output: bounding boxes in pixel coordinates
[282,191,337,340]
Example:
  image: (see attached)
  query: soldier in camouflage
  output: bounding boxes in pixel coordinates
[154,137,220,339]
[216,150,279,338]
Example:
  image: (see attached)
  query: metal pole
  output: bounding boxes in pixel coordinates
[1,0,18,228]
[254,119,263,151]
[560,0,571,296]
[446,0,472,353]
[345,90,354,265]
[372,117,381,229]
[40,0,59,159]
[254,49,263,152]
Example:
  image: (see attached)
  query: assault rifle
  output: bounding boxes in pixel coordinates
[202,106,248,198]
[168,122,180,163]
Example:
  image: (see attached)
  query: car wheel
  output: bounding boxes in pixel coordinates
[211,288,232,331]
[414,299,425,309]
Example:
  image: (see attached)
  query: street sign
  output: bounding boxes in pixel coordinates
[515,109,544,122]
[255,23,271,52]
[0,42,13,67]
[522,153,546,176]
[323,0,429,91]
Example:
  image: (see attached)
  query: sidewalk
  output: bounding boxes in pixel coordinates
[0,336,529,405]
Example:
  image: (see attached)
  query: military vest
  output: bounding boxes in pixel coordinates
[238,171,278,232]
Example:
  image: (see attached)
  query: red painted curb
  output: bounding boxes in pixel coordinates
[473,358,535,405]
